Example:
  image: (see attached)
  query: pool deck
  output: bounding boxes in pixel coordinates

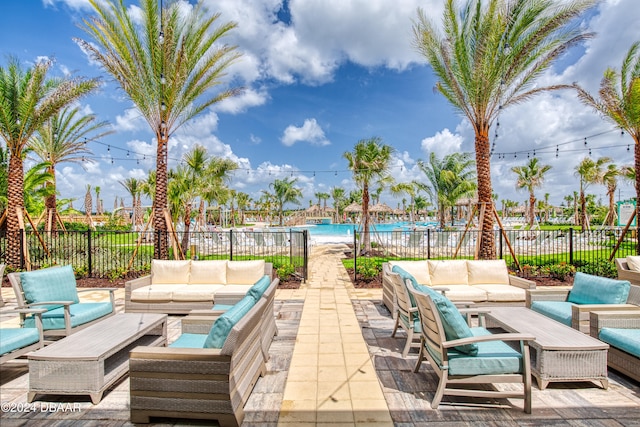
[1,244,640,426]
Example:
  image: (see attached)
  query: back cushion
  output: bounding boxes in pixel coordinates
[626,256,640,272]
[567,272,631,305]
[189,260,227,284]
[429,293,477,355]
[467,260,510,285]
[247,276,272,301]
[226,260,265,285]
[428,260,468,285]
[20,265,79,310]
[389,261,430,285]
[203,295,256,348]
[151,260,191,284]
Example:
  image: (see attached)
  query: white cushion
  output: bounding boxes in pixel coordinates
[213,285,254,305]
[627,256,640,272]
[388,260,431,285]
[473,284,525,302]
[151,260,191,284]
[131,284,186,301]
[172,284,224,302]
[189,260,227,284]
[226,260,265,285]
[428,260,468,285]
[467,260,510,285]
[438,285,487,302]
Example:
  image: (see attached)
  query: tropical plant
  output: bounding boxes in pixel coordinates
[269,177,303,226]
[413,0,595,258]
[390,182,419,223]
[574,156,611,230]
[511,158,551,228]
[0,57,99,267]
[23,161,55,217]
[77,0,241,259]
[343,137,394,252]
[330,186,346,223]
[602,164,622,226]
[0,145,7,211]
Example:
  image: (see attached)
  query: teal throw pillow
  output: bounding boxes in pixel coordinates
[247,276,271,302]
[431,294,478,356]
[567,272,630,305]
[20,265,79,311]
[391,266,420,305]
[204,294,255,349]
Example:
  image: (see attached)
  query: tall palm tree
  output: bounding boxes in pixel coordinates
[573,41,640,232]
[602,164,622,226]
[330,186,346,223]
[29,106,112,232]
[77,0,241,259]
[270,177,303,226]
[0,145,7,211]
[511,158,552,228]
[23,162,55,218]
[575,156,611,230]
[120,177,141,226]
[343,137,394,252]
[0,58,99,267]
[417,152,476,229]
[390,182,418,223]
[413,0,595,258]
[235,192,251,226]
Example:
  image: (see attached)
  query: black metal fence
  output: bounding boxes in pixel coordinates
[0,229,309,280]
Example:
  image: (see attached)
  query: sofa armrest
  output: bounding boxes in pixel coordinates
[181,315,219,334]
[615,258,640,286]
[444,332,535,348]
[525,289,570,307]
[130,345,227,361]
[572,303,639,333]
[508,275,536,289]
[589,310,640,338]
[125,275,151,292]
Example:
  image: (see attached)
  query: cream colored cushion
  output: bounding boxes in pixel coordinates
[438,285,487,302]
[172,284,224,302]
[388,260,431,285]
[473,284,525,302]
[467,260,510,285]
[226,260,265,285]
[428,260,468,285]
[151,260,191,284]
[189,260,227,284]
[626,256,640,272]
[213,285,254,305]
[131,284,186,302]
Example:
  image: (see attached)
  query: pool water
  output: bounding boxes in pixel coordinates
[295,221,437,242]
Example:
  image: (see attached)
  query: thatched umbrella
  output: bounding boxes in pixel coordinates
[343,202,362,213]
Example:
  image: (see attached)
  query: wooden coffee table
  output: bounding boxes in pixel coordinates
[28,313,167,404]
[484,306,609,390]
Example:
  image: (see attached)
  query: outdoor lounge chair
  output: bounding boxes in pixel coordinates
[407,285,534,413]
[0,308,46,364]
[8,265,116,339]
[388,266,421,357]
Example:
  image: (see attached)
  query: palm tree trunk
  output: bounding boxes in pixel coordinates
[154,130,169,259]
[6,153,25,268]
[607,187,615,227]
[580,188,587,232]
[474,130,495,259]
[635,142,640,254]
[45,191,57,233]
[181,204,191,252]
[528,192,535,228]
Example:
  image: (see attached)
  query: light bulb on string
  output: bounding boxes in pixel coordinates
[584,137,587,146]
[159,31,164,44]
[160,73,166,85]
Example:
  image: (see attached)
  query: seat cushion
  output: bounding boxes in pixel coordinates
[530,301,572,326]
[214,285,254,305]
[440,285,488,302]
[151,260,191,285]
[226,260,265,285]
[467,260,510,285]
[447,328,523,376]
[599,328,640,358]
[389,261,430,285]
[169,333,208,349]
[20,265,79,311]
[130,284,187,302]
[0,328,40,355]
[246,276,273,301]
[428,260,469,285]
[626,256,640,272]
[171,284,224,302]
[567,272,630,305]
[24,302,113,330]
[204,295,256,349]
[189,260,227,284]
[473,284,525,302]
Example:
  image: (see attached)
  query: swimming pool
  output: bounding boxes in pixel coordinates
[295,222,438,243]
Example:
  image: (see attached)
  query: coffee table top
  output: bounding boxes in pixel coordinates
[485,306,608,351]
[29,313,167,361]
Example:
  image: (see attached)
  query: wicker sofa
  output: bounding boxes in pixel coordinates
[589,310,640,383]
[381,259,535,312]
[125,259,274,314]
[616,257,640,286]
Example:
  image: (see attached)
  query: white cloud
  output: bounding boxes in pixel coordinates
[420,128,464,158]
[214,88,269,114]
[114,107,147,133]
[281,118,329,146]
[42,0,92,10]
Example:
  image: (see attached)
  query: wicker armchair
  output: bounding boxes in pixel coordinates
[589,310,640,383]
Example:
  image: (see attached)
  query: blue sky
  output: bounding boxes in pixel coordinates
[2,0,639,213]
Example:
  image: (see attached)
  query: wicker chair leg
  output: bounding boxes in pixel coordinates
[431,372,448,409]
[402,328,413,358]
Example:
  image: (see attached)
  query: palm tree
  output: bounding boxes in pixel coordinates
[269,177,303,226]
[29,106,112,232]
[235,192,251,226]
[602,164,622,226]
[77,0,241,259]
[0,145,7,211]
[330,186,346,223]
[575,156,611,230]
[0,58,99,267]
[416,152,476,229]
[573,41,640,232]
[120,177,141,226]
[413,0,595,258]
[390,182,418,223]
[23,162,55,218]
[511,158,552,228]
[343,137,394,252]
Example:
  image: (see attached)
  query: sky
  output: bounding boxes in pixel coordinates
[2,0,639,214]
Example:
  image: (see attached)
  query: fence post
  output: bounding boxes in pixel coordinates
[229,229,234,261]
[499,229,503,259]
[303,230,309,281]
[427,229,431,259]
[353,228,357,282]
[87,229,92,278]
[569,228,574,265]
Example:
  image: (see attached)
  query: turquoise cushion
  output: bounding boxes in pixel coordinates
[599,328,640,358]
[169,333,208,348]
[567,272,630,305]
[23,302,113,330]
[204,295,255,349]
[447,328,523,376]
[399,312,421,333]
[211,304,234,312]
[0,328,40,355]
[530,301,572,326]
[20,265,79,311]
[246,276,272,302]
[431,294,478,356]
[391,266,419,306]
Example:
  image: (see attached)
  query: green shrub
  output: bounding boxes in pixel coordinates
[577,260,617,278]
[355,258,380,280]
[540,262,576,281]
[276,263,296,281]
